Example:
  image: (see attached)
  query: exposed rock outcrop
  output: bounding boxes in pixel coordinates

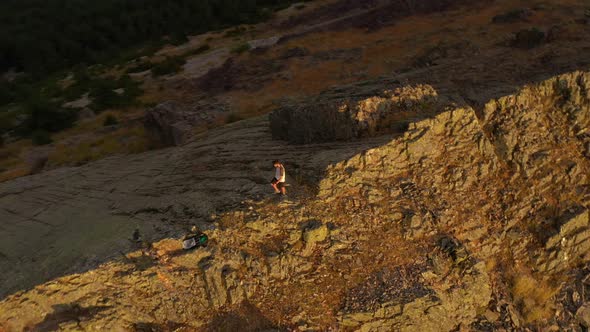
[271,82,456,143]
[144,100,229,146]
[315,70,590,329]
[537,210,590,273]
[339,261,491,331]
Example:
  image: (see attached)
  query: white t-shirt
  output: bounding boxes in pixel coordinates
[275,165,286,183]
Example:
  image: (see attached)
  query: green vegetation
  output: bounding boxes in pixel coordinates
[151,57,187,77]
[183,44,212,57]
[126,62,154,74]
[226,112,245,124]
[512,28,546,49]
[0,0,301,139]
[126,44,210,76]
[0,0,301,77]
[89,75,142,110]
[0,108,18,134]
[231,43,252,54]
[224,26,249,38]
[0,70,142,140]
[59,69,143,111]
[492,8,531,23]
[16,97,77,138]
[103,114,119,127]
[0,0,304,147]
[31,130,53,146]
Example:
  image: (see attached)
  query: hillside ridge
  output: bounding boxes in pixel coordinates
[1,70,589,331]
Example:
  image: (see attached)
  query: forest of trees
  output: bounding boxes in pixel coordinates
[0,0,303,144]
[0,0,298,76]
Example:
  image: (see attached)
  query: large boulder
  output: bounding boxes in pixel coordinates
[144,100,229,146]
[144,101,193,146]
[24,146,53,174]
[270,82,454,144]
[77,107,96,122]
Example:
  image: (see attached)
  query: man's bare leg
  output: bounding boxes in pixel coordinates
[271,183,280,193]
[280,185,287,195]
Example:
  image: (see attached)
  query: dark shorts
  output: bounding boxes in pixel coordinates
[271,178,286,188]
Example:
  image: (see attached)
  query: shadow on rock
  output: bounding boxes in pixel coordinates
[204,301,281,332]
[130,321,189,332]
[24,303,111,332]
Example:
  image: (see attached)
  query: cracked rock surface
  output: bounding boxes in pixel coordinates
[0,117,388,301]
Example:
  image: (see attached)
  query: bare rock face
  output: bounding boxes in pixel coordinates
[317,71,590,329]
[23,146,53,174]
[270,82,454,144]
[144,100,229,146]
[247,36,280,50]
[339,261,491,331]
[77,108,96,122]
[144,101,192,146]
[537,210,590,273]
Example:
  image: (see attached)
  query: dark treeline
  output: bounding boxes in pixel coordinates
[0,0,302,144]
[0,0,297,76]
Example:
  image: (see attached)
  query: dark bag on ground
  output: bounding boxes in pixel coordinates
[182,227,208,250]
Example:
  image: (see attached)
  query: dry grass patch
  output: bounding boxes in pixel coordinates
[509,266,558,324]
[0,140,30,168]
[48,125,149,167]
[0,140,33,182]
[0,167,30,183]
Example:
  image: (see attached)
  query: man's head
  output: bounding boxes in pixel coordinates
[273,160,281,167]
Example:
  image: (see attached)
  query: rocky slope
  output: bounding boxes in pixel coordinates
[0,114,390,301]
[1,68,589,331]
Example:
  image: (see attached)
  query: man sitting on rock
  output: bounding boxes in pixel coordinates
[271,160,287,196]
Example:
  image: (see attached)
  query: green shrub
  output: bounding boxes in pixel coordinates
[492,8,532,23]
[224,26,247,38]
[226,112,244,124]
[512,28,545,49]
[183,44,211,57]
[151,57,186,76]
[103,114,119,126]
[0,109,18,135]
[257,8,273,20]
[31,130,52,145]
[0,79,34,106]
[126,61,153,74]
[0,0,303,76]
[17,97,76,137]
[169,34,189,46]
[231,43,251,54]
[0,82,17,106]
[89,75,142,111]
[91,84,120,110]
